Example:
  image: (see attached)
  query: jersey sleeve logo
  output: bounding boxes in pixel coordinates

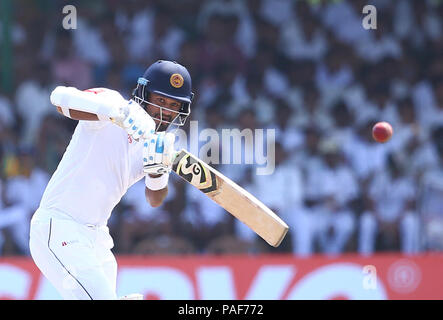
[170,74,184,88]
[84,88,106,94]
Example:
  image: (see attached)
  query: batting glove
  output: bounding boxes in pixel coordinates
[114,100,155,141]
[143,131,176,176]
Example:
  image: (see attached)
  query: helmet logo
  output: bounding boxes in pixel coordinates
[170,73,184,88]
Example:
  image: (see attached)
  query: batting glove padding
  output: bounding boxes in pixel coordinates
[143,132,176,175]
[115,100,156,141]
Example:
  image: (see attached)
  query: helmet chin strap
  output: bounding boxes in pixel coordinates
[133,96,188,133]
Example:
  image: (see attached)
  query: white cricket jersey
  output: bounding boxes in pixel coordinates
[38,88,146,226]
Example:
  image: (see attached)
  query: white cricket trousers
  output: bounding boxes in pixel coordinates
[29,208,118,300]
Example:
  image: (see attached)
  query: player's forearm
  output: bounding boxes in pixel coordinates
[145,185,168,207]
[144,173,170,207]
[56,106,100,120]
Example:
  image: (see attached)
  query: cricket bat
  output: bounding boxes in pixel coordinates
[171,149,289,247]
[50,86,289,247]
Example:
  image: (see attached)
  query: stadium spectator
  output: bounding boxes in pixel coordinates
[254,142,304,253]
[50,29,93,89]
[0,147,49,255]
[294,138,357,256]
[359,153,420,254]
[14,60,54,147]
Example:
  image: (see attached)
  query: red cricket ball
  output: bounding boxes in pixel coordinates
[372,121,393,143]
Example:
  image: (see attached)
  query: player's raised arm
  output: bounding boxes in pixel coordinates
[50,86,124,121]
[49,86,156,141]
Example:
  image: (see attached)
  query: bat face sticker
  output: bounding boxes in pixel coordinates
[172,151,218,193]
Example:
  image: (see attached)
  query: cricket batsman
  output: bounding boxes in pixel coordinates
[29,60,194,299]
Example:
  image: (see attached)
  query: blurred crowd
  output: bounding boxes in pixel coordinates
[1,0,443,257]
